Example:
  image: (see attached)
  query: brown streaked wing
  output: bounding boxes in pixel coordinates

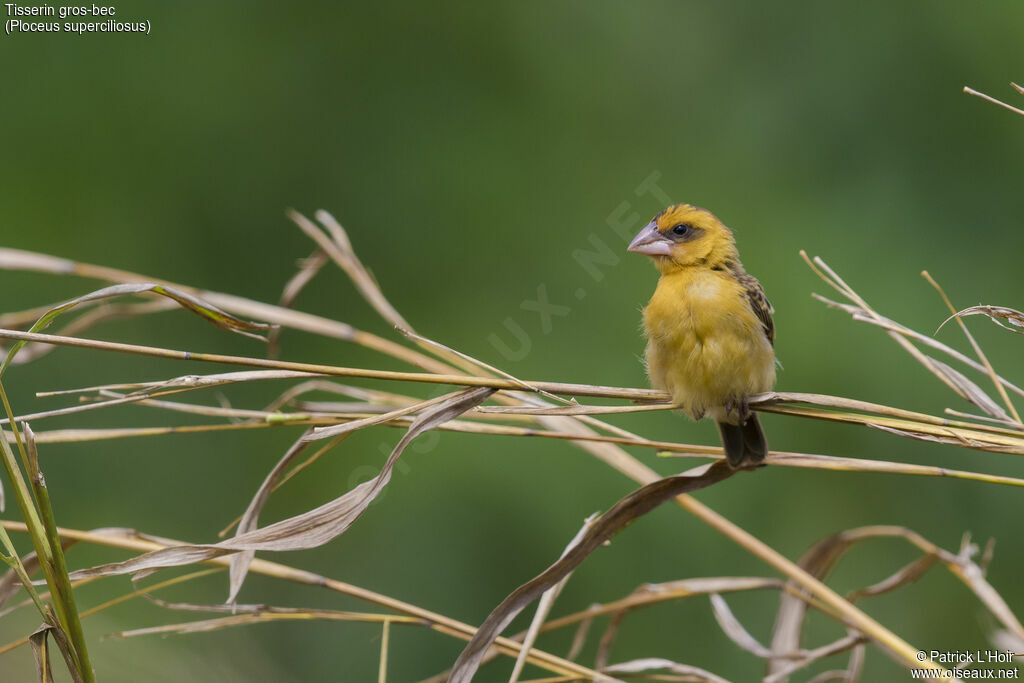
[738,272,775,345]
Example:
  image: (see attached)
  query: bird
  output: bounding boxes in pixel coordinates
[628,203,776,468]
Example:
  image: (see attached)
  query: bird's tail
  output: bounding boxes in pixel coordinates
[717,415,767,469]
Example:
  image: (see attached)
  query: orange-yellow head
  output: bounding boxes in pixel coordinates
[627,204,738,273]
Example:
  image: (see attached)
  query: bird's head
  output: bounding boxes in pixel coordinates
[627,203,738,273]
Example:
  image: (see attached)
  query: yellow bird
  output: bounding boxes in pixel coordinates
[628,203,776,468]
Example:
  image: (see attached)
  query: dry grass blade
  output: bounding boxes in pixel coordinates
[708,593,773,657]
[763,635,867,683]
[2,284,271,376]
[925,359,1009,421]
[944,408,1022,428]
[2,392,249,428]
[28,623,54,683]
[267,249,330,359]
[758,453,1024,488]
[807,668,855,683]
[866,423,1019,454]
[303,389,470,442]
[594,609,627,669]
[448,461,736,682]
[219,433,349,539]
[3,300,176,367]
[600,658,728,683]
[29,618,84,683]
[510,514,598,683]
[478,404,671,417]
[287,209,413,332]
[943,305,1024,336]
[963,86,1024,117]
[264,379,419,411]
[845,555,937,602]
[95,391,285,422]
[65,388,495,600]
[36,370,325,399]
[226,431,316,603]
[108,610,422,639]
[567,616,593,662]
[541,577,785,635]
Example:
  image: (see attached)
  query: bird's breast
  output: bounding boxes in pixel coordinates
[641,270,775,418]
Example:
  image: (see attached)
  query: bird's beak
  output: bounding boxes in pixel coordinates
[627,221,673,256]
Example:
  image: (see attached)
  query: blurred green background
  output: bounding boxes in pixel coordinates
[2,1,1023,680]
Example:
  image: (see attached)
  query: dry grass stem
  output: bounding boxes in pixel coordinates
[963,85,1024,117]
[109,610,422,640]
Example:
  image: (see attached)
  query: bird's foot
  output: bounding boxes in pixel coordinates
[724,398,752,423]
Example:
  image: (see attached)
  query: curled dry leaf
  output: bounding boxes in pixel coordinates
[1,282,272,377]
[29,612,84,683]
[5,300,176,366]
[64,387,495,603]
[227,432,317,604]
[845,554,937,602]
[709,593,774,658]
[942,305,1024,336]
[28,621,55,683]
[448,461,736,682]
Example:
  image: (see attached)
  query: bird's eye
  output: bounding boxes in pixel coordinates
[671,224,691,237]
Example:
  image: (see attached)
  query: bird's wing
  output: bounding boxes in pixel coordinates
[737,272,775,346]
